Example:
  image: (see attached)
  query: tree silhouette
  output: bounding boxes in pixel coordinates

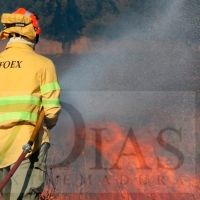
[49,0,84,50]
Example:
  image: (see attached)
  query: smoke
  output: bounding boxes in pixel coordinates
[48,1,197,195]
[58,0,196,92]
[50,0,197,143]
[52,0,197,129]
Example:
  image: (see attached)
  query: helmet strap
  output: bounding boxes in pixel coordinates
[36,34,39,44]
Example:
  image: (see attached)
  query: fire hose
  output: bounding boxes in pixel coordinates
[0,108,45,192]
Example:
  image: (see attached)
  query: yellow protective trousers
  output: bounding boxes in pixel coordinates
[0,143,50,200]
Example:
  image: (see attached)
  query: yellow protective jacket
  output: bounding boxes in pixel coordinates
[0,41,61,168]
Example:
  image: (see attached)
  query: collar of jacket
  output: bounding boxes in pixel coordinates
[5,41,34,51]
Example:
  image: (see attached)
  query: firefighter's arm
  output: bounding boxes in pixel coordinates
[40,60,61,129]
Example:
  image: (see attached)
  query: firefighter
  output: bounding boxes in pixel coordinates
[0,8,61,200]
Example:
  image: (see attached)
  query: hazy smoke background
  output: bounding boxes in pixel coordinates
[48,0,197,194]
[50,0,197,142]
[55,0,198,91]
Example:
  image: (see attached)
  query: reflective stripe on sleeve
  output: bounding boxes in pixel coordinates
[42,98,60,107]
[0,112,38,123]
[0,95,41,106]
[40,82,60,94]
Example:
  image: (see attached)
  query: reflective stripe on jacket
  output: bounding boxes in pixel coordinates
[0,42,61,167]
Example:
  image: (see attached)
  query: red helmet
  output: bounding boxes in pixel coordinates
[13,8,41,35]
